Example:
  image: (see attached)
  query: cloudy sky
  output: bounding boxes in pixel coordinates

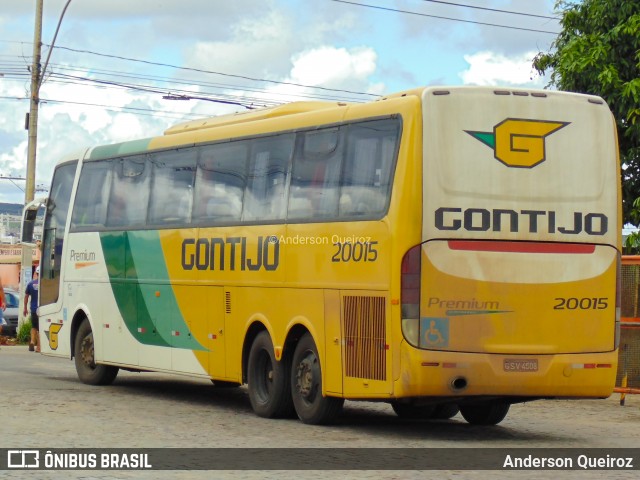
[0,0,559,203]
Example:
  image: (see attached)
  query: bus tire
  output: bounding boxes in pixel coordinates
[291,333,344,425]
[74,319,118,386]
[247,331,294,418]
[431,403,460,420]
[391,402,436,419]
[460,401,509,425]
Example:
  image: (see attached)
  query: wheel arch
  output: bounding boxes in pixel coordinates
[69,308,90,359]
[241,320,268,384]
[281,323,309,369]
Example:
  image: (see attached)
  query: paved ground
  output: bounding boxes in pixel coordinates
[1,344,639,479]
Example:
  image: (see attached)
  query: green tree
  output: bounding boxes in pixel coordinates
[533,0,640,229]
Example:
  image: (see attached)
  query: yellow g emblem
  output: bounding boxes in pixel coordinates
[466,119,569,168]
[47,323,63,350]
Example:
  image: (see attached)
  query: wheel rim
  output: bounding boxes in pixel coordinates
[295,349,320,405]
[80,333,96,369]
[255,349,274,403]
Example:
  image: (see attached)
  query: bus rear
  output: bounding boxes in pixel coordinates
[399,87,620,422]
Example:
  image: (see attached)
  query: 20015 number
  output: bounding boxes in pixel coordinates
[331,241,378,263]
[554,297,609,310]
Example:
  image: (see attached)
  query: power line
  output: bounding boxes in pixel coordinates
[418,0,556,20]
[49,44,380,99]
[0,95,207,121]
[330,0,560,35]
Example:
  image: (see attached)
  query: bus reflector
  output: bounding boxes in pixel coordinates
[571,363,612,369]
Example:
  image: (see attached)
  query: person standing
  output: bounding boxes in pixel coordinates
[24,266,39,352]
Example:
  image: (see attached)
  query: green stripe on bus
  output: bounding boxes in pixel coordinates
[100,231,206,351]
[89,138,154,160]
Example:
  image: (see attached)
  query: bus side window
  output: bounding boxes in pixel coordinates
[147,150,196,226]
[106,157,151,228]
[193,142,248,224]
[243,134,294,222]
[288,128,341,220]
[70,160,112,229]
[339,119,399,217]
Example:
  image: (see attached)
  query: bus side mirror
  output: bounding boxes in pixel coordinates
[22,209,37,243]
[21,197,47,246]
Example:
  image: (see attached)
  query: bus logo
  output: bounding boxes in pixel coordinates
[46,323,63,350]
[466,119,569,168]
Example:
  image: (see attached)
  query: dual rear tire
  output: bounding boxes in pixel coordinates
[247,331,343,424]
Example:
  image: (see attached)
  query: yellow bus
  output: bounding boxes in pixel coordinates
[25,86,621,425]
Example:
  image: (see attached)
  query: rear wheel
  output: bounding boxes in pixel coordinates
[391,402,436,419]
[74,319,118,385]
[247,331,294,418]
[460,401,510,425]
[291,333,344,424]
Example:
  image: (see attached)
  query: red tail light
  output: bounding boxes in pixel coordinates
[401,245,422,319]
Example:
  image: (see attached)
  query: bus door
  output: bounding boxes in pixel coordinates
[39,161,78,354]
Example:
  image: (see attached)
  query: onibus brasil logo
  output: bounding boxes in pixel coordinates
[466,118,569,168]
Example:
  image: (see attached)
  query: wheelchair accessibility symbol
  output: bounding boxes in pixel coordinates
[419,317,449,349]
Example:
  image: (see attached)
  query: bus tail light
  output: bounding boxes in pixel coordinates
[401,244,422,347]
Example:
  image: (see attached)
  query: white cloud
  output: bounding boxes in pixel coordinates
[289,46,377,87]
[459,51,543,87]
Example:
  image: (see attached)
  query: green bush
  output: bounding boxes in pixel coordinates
[17,319,32,344]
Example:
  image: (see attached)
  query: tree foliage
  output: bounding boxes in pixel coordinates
[533,0,640,225]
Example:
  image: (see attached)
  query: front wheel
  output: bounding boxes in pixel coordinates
[460,401,510,425]
[247,331,294,418]
[74,319,118,385]
[291,333,344,425]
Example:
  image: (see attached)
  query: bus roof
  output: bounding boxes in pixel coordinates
[163,101,350,135]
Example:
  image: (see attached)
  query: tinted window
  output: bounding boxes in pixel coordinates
[67,116,400,231]
[106,156,151,228]
[148,150,196,225]
[71,160,112,229]
[243,134,294,221]
[288,128,342,219]
[339,119,399,217]
[193,142,248,224]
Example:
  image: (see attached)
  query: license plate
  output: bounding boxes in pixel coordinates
[503,359,538,372]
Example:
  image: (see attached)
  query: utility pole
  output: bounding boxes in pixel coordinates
[19,0,43,328]
[25,0,43,205]
[19,0,73,332]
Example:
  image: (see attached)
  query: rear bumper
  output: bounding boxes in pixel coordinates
[394,340,618,399]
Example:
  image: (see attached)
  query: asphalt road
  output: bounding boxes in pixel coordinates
[1,344,639,479]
